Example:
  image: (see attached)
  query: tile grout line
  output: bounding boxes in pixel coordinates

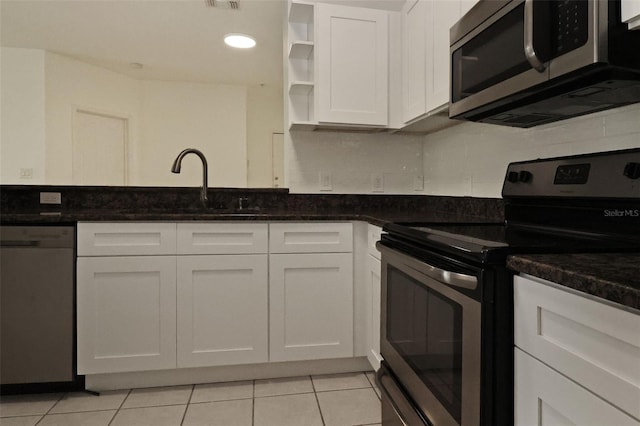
[107,388,132,426]
[251,380,255,426]
[179,384,195,426]
[34,391,67,425]
[309,375,327,426]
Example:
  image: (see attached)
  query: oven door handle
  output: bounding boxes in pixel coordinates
[377,242,478,290]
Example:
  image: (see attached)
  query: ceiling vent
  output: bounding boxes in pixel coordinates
[205,0,240,9]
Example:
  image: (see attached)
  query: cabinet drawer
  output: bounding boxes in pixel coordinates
[515,348,638,426]
[177,223,268,255]
[269,222,353,253]
[78,222,176,256]
[367,224,382,259]
[514,275,640,419]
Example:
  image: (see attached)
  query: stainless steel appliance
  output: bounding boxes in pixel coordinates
[376,149,640,426]
[0,226,82,393]
[449,0,640,127]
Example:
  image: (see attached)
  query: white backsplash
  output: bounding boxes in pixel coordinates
[286,103,640,196]
[287,131,424,194]
[423,103,640,198]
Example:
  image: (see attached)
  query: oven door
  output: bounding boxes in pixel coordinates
[378,243,481,426]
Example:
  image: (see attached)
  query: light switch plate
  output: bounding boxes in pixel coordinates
[372,174,384,192]
[319,172,332,191]
[413,175,424,191]
[40,192,62,204]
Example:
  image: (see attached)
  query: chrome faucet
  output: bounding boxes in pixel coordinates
[171,148,208,206]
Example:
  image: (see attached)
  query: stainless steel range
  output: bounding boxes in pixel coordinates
[376,149,640,426]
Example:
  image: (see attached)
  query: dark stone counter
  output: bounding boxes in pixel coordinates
[508,253,640,311]
[0,185,505,226]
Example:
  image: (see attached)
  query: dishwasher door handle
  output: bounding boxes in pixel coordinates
[1,241,39,247]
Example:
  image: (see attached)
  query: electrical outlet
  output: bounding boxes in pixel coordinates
[40,192,62,204]
[20,168,33,179]
[413,175,424,191]
[372,173,384,192]
[319,172,332,191]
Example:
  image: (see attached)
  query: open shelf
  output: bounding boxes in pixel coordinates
[289,81,314,96]
[289,2,314,24]
[289,41,314,59]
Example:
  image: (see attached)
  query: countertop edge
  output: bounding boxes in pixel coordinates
[507,254,640,311]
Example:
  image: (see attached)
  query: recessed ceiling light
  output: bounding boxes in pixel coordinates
[224,33,256,49]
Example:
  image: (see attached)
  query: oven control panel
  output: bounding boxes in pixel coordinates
[502,149,640,198]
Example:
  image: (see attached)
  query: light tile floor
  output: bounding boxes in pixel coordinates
[0,372,381,426]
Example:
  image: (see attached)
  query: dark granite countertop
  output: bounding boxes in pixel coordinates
[508,254,640,311]
[1,185,505,227]
[1,210,400,227]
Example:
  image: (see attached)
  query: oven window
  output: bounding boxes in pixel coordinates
[387,266,463,423]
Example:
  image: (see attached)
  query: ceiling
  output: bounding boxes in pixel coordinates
[1,0,405,89]
[0,0,286,88]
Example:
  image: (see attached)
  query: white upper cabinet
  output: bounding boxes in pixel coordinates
[623,0,640,29]
[401,0,477,124]
[316,3,389,126]
[402,0,428,122]
[426,0,460,112]
[459,0,477,18]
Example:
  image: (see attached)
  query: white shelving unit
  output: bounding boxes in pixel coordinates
[287,1,316,128]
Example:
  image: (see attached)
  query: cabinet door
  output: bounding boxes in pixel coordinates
[270,253,354,361]
[77,256,176,374]
[177,255,268,368]
[177,222,268,255]
[269,222,353,254]
[426,0,460,112]
[515,348,639,426]
[366,254,382,370]
[514,275,640,419]
[77,222,176,256]
[622,0,640,30]
[316,3,389,126]
[402,0,428,123]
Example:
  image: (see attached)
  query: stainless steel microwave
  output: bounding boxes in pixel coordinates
[449,0,640,128]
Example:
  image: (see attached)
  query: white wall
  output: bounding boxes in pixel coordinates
[285,103,640,195]
[247,84,284,188]
[287,131,424,194]
[0,47,46,184]
[137,81,247,188]
[422,103,640,198]
[1,48,257,187]
[45,52,142,184]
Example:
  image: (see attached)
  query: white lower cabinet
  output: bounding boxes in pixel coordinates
[515,348,638,426]
[176,255,268,368]
[77,221,357,376]
[77,256,177,374]
[365,254,382,370]
[270,253,354,361]
[514,274,640,425]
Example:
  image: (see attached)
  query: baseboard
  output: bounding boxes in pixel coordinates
[85,357,372,391]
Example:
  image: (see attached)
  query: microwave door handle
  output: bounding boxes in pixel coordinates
[524,0,546,72]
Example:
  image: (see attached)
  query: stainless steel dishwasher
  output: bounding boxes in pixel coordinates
[1,225,80,392]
